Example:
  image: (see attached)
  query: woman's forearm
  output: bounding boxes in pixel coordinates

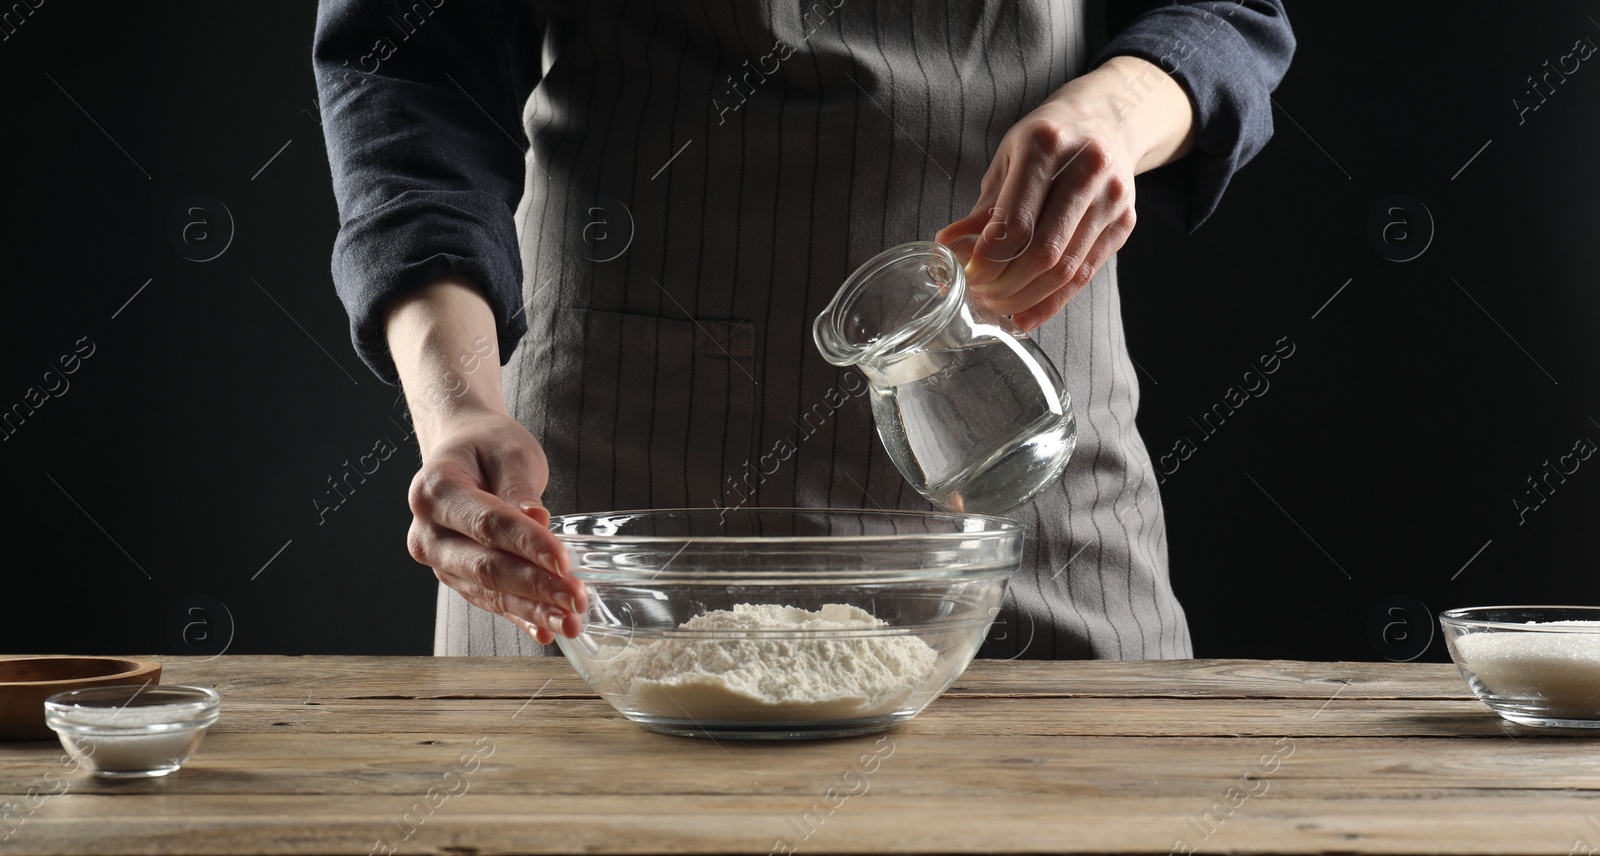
[383,275,583,642]
[384,276,508,457]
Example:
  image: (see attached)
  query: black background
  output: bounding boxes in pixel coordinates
[4,2,1597,662]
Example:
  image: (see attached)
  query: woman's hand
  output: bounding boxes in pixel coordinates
[936,56,1197,331]
[404,408,585,645]
[386,276,584,645]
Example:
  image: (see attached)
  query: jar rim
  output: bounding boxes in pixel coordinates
[813,240,966,367]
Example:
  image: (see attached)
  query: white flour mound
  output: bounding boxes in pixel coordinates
[1454,622,1600,717]
[605,603,939,722]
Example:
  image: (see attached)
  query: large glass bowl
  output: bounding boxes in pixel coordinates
[551,508,1022,739]
[1440,606,1600,728]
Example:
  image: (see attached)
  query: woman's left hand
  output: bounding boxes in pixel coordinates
[935,56,1196,331]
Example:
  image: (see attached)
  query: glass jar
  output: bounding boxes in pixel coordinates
[813,238,1076,515]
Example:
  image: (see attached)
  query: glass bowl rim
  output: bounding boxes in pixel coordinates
[45,714,220,737]
[44,684,221,722]
[549,506,1025,544]
[1439,605,1600,631]
[568,612,997,640]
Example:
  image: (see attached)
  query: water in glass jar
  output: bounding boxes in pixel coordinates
[868,336,1076,515]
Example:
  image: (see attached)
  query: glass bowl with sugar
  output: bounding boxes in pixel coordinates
[1440,606,1600,728]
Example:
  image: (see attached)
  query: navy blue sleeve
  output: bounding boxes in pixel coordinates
[1094,1,1295,232]
[313,0,542,384]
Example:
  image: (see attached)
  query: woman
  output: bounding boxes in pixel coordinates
[314,0,1294,657]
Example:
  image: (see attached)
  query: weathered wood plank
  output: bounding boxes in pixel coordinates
[139,656,1473,702]
[15,695,1530,740]
[7,732,1599,797]
[5,794,1599,855]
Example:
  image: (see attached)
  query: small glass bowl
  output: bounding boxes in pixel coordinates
[1440,606,1600,728]
[44,685,220,777]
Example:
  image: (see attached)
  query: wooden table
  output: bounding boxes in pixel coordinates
[3,656,1599,855]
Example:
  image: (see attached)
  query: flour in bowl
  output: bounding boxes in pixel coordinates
[604,603,939,722]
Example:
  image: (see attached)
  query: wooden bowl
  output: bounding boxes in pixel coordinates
[0,656,162,740]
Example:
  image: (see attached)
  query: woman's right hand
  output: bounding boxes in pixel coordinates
[384,274,585,647]
[404,407,586,645]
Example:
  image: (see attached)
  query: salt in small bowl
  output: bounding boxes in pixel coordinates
[44,684,220,777]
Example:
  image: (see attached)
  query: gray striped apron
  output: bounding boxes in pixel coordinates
[436,0,1192,659]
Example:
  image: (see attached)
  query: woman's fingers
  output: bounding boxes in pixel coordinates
[418,526,586,615]
[973,125,1099,282]
[964,134,1060,286]
[410,523,586,638]
[935,208,994,252]
[982,261,1085,322]
[1076,205,1137,287]
[409,460,569,581]
[981,195,1136,318]
[1008,207,1138,331]
[1011,287,1074,334]
[518,500,552,528]
[976,172,1103,304]
[483,442,555,528]
[938,106,1140,327]
[936,154,1007,247]
[447,566,578,639]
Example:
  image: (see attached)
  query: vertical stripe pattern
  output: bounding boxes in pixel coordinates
[438,0,1192,660]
